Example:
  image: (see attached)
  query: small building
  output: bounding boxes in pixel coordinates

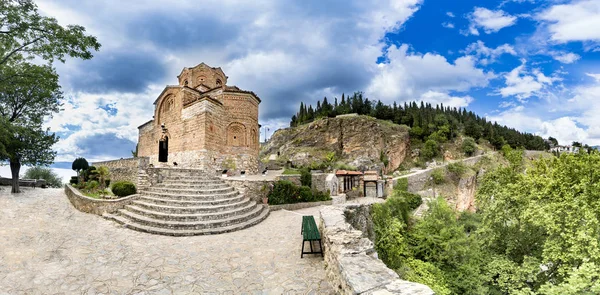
[363,171,383,198]
[336,170,363,194]
[550,145,579,154]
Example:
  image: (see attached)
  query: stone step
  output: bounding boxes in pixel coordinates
[140,190,238,201]
[138,194,246,207]
[132,198,252,213]
[124,201,258,222]
[116,205,267,230]
[159,179,224,184]
[103,209,270,236]
[144,186,235,195]
[152,183,230,189]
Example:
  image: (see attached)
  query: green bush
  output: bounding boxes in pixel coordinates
[23,166,63,187]
[69,176,79,185]
[111,181,137,197]
[404,192,423,211]
[430,168,445,184]
[267,180,330,205]
[421,139,439,160]
[462,137,477,156]
[104,179,111,188]
[395,178,409,192]
[84,166,98,181]
[446,162,467,178]
[85,180,99,190]
[300,168,312,187]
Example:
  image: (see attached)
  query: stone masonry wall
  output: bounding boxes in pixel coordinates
[320,204,434,295]
[64,184,138,215]
[93,158,141,186]
[223,178,271,204]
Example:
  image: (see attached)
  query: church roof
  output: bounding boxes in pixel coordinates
[153,85,181,105]
[223,85,262,103]
[177,62,227,78]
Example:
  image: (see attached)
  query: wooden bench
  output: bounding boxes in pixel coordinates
[301,215,323,258]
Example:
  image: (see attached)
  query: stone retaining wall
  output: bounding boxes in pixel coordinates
[223,178,272,204]
[93,158,146,186]
[320,203,434,295]
[268,200,333,211]
[64,184,138,215]
[0,177,47,187]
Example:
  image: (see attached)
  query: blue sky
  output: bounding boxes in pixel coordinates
[21,0,600,173]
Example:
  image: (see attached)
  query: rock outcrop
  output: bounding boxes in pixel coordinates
[262,115,410,172]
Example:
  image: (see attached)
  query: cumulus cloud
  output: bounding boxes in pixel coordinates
[538,0,600,43]
[466,7,517,35]
[550,52,581,64]
[366,44,491,106]
[442,22,455,29]
[499,61,560,100]
[446,12,455,18]
[465,41,517,65]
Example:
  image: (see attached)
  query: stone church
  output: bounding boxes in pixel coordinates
[137,63,261,173]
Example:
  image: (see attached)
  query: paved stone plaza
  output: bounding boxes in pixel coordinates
[0,187,333,294]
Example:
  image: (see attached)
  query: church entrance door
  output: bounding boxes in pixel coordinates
[159,137,168,162]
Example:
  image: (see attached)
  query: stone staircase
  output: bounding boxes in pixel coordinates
[104,169,269,236]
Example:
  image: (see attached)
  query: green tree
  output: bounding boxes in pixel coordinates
[71,157,89,182]
[461,137,477,156]
[0,1,100,193]
[22,166,63,187]
[421,139,439,160]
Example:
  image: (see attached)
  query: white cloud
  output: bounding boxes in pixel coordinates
[366,44,491,106]
[586,73,600,83]
[419,91,473,108]
[446,12,455,18]
[466,7,518,35]
[442,22,455,29]
[538,0,600,43]
[499,62,560,100]
[551,52,581,64]
[465,41,517,65]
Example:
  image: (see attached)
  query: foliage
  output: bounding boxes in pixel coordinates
[111,181,137,197]
[400,258,452,295]
[395,178,409,192]
[290,95,548,151]
[22,166,62,187]
[71,158,89,173]
[391,179,422,211]
[69,176,78,185]
[324,151,337,166]
[430,168,445,185]
[461,137,477,156]
[446,162,467,179]
[421,139,439,160]
[92,166,110,189]
[380,150,389,168]
[373,201,410,270]
[300,168,312,187]
[83,165,97,181]
[333,162,357,171]
[267,180,331,205]
[85,180,99,190]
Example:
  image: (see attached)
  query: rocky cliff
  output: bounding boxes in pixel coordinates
[262,115,410,172]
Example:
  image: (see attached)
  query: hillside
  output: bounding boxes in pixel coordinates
[261,115,410,173]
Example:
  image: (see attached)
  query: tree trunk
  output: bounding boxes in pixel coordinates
[10,159,21,193]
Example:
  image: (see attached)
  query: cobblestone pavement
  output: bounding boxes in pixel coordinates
[0,188,333,294]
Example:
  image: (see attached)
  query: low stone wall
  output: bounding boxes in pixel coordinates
[0,177,47,187]
[223,178,272,204]
[93,158,145,186]
[320,203,434,295]
[64,184,138,215]
[269,200,333,211]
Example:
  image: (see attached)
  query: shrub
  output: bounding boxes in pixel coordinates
[300,168,312,187]
[462,137,477,156]
[104,179,111,188]
[268,180,298,205]
[312,189,331,202]
[298,185,313,202]
[72,157,89,173]
[111,181,137,197]
[430,168,445,185]
[404,192,423,211]
[23,166,63,188]
[395,178,409,192]
[421,139,439,160]
[84,166,98,181]
[446,162,467,178]
[85,180,99,190]
[69,176,79,185]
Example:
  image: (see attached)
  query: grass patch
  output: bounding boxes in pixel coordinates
[282,168,300,175]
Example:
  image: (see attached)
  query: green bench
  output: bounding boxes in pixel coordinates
[301,215,323,258]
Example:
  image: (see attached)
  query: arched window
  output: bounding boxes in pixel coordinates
[184,80,188,86]
[216,79,222,87]
[250,128,258,146]
[227,123,246,147]
[161,96,174,113]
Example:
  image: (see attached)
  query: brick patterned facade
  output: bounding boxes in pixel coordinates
[137,63,260,173]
